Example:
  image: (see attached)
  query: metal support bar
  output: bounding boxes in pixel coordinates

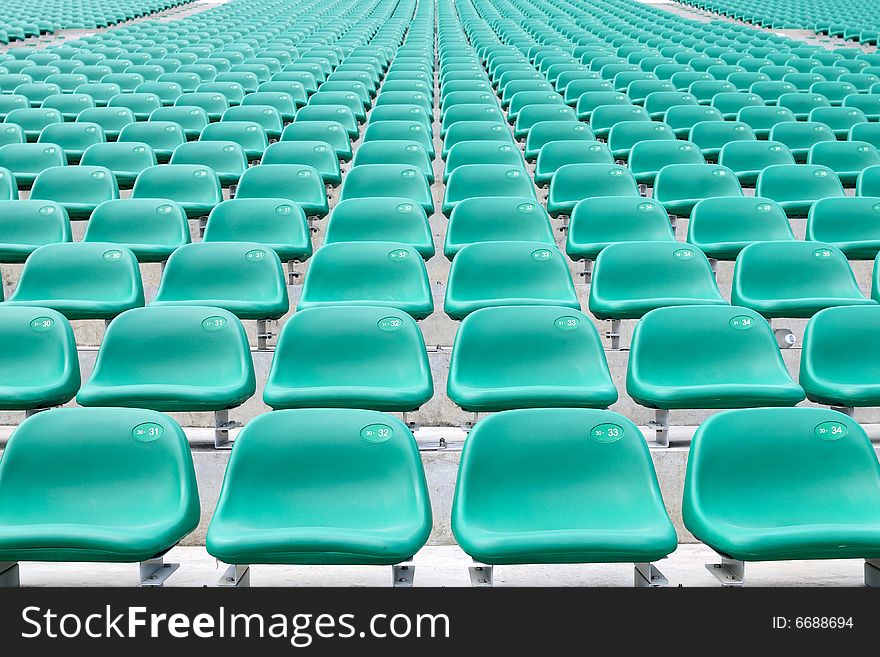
[392,560,415,587]
[218,564,251,588]
[461,412,479,432]
[24,407,53,418]
[468,562,494,587]
[605,318,621,350]
[866,559,880,587]
[634,562,668,587]
[638,183,648,196]
[256,318,274,351]
[557,215,569,232]
[104,318,112,331]
[579,259,593,282]
[214,410,240,449]
[668,214,678,232]
[0,561,20,587]
[649,409,670,447]
[706,556,745,587]
[402,412,420,432]
[287,260,303,285]
[198,216,208,238]
[139,557,179,587]
[831,406,854,417]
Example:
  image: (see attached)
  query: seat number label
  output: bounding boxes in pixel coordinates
[815,421,848,440]
[133,422,165,442]
[361,424,394,443]
[30,317,54,332]
[591,423,624,443]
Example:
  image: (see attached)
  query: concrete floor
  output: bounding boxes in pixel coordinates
[9,544,869,587]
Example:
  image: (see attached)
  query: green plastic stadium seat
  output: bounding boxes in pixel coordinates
[0,143,65,189]
[75,107,134,141]
[263,306,432,411]
[352,140,433,184]
[4,108,63,142]
[808,141,880,186]
[205,408,431,568]
[807,197,880,259]
[445,242,578,320]
[203,198,311,262]
[152,242,288,320]
[448,306,617,411]
[5,242,143,320]
[108,92,161,121]
[548,163,639,217]
[756,164,845,217]
[566,197,675,262]
[452,408,676,567]
[118,122,185,163]
[83,199,189,262]
[298,242,433,319]
[132,164,222,218]
[523,121,594,161]
[809,107,869,139]
[169,141,246,186]
[444,197,553,259]
[0,167,17,200]
[718,140,795,186]
[590,242,726,320]
[443,164,535,216]
[607,121,676,161]
[687,196,794,261]
[149,106,210,140]
[324,198,434,259]
[627,305,805,410]
[262,140,341,185]
[29,165,118,220]
[280,121,352,161]
[445,140,525,182]
[340,164,432,215]
[77,306,254,411]
[736,105,797,139]
[777,92,831,120]
[0,407,199,571]
[801,306,880,406]
[38,123,104,165]
[40,92,94,121]
[769,121,836,163]
[200,121,268,162]
[664,105,724,138]
[534,141,612,186]
[732,241,873,318]
[627,140,705,186]
[689,120,756,161]
[0,306,79,410]
[683,407,880,567]
[80,142,156,188]
[858,165,880,197]
[654,164,743,217]
[0,199,70,263]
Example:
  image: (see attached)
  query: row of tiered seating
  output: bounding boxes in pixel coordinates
[1,0,880,589]
[680,0,880,44]
[0,0,191,43]
[2,403,878,587]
